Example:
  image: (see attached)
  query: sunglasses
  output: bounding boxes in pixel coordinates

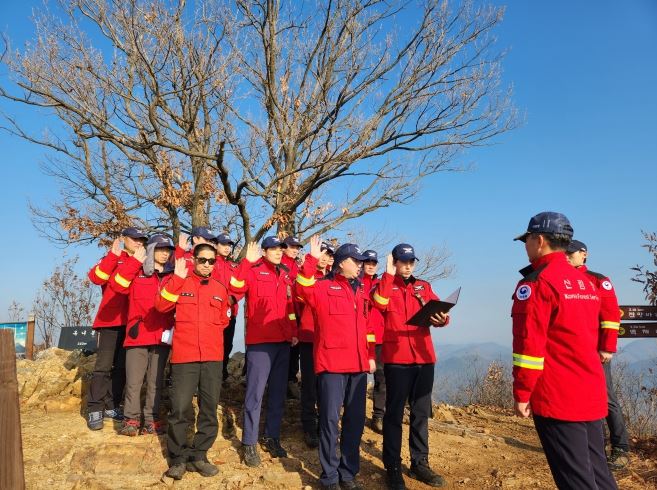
[195,257,216,265]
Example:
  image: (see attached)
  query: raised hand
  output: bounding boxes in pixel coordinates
[245,241,261,263]
[386,253,395,275]
[174,257,188,279]
[309,234,322,259]
[110,238,122,256]
[178,232,189,251]
[133,246,147,263]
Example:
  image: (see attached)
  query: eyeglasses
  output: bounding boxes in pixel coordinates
[195,257,216,265]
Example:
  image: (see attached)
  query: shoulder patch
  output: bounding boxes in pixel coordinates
[601,280,613,291]
[515,284,532,301]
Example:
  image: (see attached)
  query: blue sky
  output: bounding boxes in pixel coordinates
[1,1,656,353]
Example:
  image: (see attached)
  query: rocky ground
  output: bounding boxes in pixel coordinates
[16,349,657,489]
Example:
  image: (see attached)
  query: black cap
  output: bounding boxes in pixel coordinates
[333,243,368,268]
[392,243,418,262]
[514,212,574,242]
[566,239,587,253]
[321,242,336,255]
[283,236,303,248]
[121,227,148,239]
[215,233,235,245]
[191,226,217,241]
[261,236,287,249]
[362,250,378,263]
[147,234,174,249]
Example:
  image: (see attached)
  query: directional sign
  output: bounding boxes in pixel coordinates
[58,326,97,352]
[619,305,657,321]
[618,322,657,338]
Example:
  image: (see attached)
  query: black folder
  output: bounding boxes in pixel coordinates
[406,287,461,327]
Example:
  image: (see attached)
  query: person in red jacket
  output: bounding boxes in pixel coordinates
[86,227,147,431]
[155,244,231,481]
[567,239,629,470]
[296,236,376,490]
[229,236,299,467]
[282,235,303,399]
[362,249,386,433]
[109,234,175,436]
[513,212,617,490]
[294,240,333,448]
[174,226,218,268]
[371,243,449,490]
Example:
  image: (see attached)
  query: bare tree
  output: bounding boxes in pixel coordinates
[1,0,515,248]
[7,300,25,322]
[631,231,657,305]
[32,256,98,348]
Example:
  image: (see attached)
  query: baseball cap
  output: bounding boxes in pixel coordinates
[362,250,378,263]
[121,227,148,239]
[147,234,174,249]
[191,226,217,241]
[514,212,574,242]
[321,242,336,255]
[261,236,287,249]
[392,243,418,262]
[215,233,235,245]
[283,236,303,248]
[566,239,587,254]
[332,243,368,267]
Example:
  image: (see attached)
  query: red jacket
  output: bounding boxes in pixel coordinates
[281,254,300,280]
[296,255,375,374]
[372,273,448,364]
[88,251,130,328]
[362,274,384,344]
[294,258,327,343]
[154,273,230,363]
[229,259,296,345]
[512,252,606,421]
[108,256,175,348]
[579,265,621,353]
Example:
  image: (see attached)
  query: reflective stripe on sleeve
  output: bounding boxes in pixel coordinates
[367,334,376,343]
[160,288,179,303]
[229,277,245,288]
[372,292,389,306]
[296,274,316,287]
[512,353,544,370]
[94,266,110,281]
[601,321,620,330]
[113,273,131,288]
[288,313,297,321]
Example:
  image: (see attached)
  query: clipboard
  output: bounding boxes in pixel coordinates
[406,287,461,327]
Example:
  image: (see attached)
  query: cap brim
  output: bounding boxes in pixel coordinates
[514,232,530,242]
[394,254,418,262]
[351,253,369,261]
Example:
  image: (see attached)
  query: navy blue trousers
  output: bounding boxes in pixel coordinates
[299,342,318,433]
[242,342,290,445]
[317,372,367,486]
[534,415,618,490]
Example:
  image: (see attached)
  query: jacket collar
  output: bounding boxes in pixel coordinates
[530,251,568,269]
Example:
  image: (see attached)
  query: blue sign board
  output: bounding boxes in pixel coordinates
[0,322,28,355]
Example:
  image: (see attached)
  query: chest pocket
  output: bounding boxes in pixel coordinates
[386,292,404,314]
[327,288,351,315]
[132,277,156,300]
[209,296,227,324]
[256,275,275,297]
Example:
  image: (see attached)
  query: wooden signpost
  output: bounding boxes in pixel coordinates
[618,305,657,338]
[0,329,26,489]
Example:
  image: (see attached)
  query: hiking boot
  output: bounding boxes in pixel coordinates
[371,416,383,434]
[119,418,141,437]
[409,459,445,487]
[321,484,340,490]
[104,407,124,420]
[608,447,630,471]
[386,467,406,490]
[186,459,219,477]
[340,478,364,490]
[262,436,288,457]
[304,431,319,448]
[141,420,165,435]
[242,444,261,467]
[165,462,186,480]
[86,410,104,431]
[287,381,301,399]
